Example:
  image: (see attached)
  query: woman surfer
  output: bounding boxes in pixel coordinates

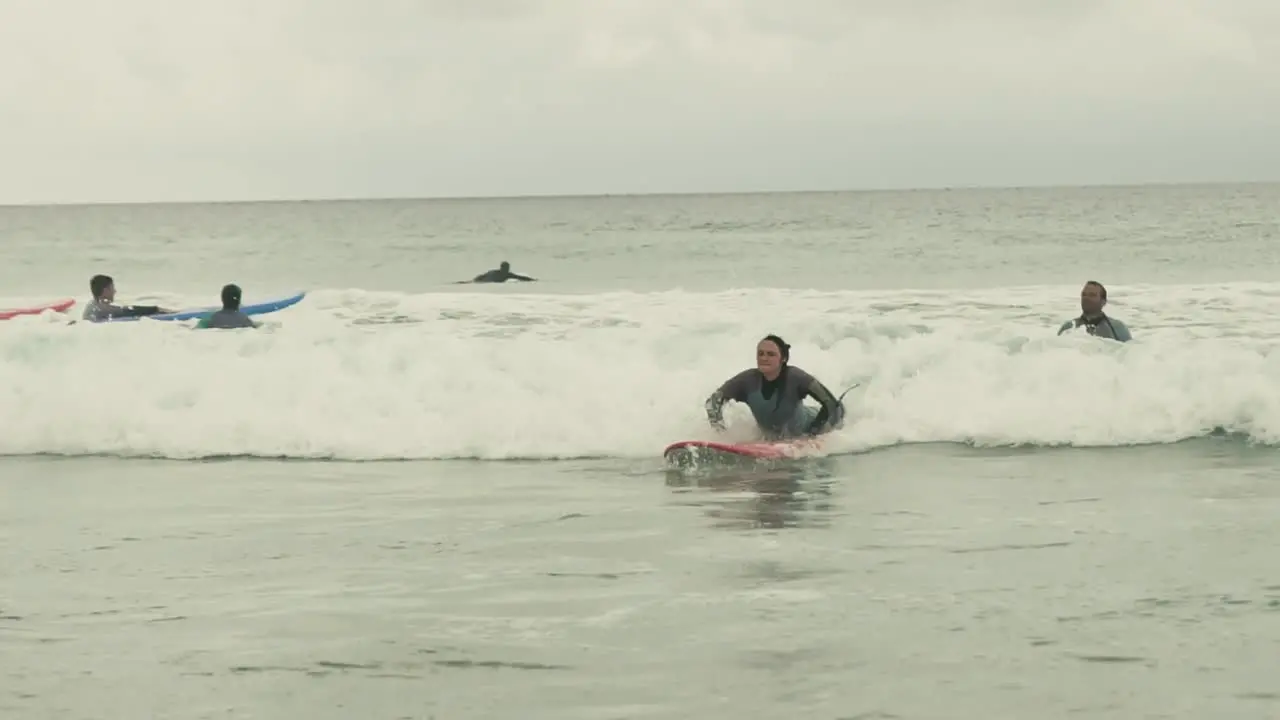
[704,334,847,441]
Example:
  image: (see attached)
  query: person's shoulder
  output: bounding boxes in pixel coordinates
[1108,316,1132,339]
[786,365,816,383]
[1054,313,1085,333]
[1103,315,1130,332]
[717,368,758,390]
[82,300,107,321]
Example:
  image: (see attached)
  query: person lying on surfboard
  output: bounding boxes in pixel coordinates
[703,334,847,441]
[467,261,536,284]
[81,274,176,322]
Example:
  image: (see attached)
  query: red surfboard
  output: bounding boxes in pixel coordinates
[0,298,75,321]
[663,438,821,464]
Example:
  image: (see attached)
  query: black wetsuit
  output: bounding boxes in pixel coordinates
[81,299,163,322]
[1057,314,1132,342]
[472,268,535,283]
[705,365,845,439]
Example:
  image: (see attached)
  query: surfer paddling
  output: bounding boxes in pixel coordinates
[1057,280,1131,342]
[465,261,536,284]
[81,274,176,322]
[704,334,847,441]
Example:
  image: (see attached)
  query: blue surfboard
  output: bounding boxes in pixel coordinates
[105,291,307,323]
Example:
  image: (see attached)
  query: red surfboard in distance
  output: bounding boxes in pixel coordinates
[0,298,75,321]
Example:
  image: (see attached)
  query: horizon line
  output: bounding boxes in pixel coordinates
[2,178,1276,210]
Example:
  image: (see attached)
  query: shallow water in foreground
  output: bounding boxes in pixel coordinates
[3,442,1278,719]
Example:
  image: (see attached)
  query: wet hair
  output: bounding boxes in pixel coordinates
[759,334,791,363]
[1084,280,1107,301]
[221,283,242,311]
[90,274,113,299]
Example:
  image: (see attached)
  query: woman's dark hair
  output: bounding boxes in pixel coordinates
[221,283,242,310]
[760,334,791,363]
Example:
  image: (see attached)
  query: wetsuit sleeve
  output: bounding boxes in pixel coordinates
[120,305,162,318]
[795,369,845,435]
[1057,319,1076,336]
[87,302,161,321]
[1110,319,1132,342]
[509,273,535,281]
[704,371,752,429]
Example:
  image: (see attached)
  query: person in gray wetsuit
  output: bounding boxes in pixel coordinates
[195,284,260,329]
[81,274,175,322]
[1057,280,1131,342]
[704,334,847,441]
[469,261,536,284]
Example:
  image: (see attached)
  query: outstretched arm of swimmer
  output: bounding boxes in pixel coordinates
[802,378,845,435]
[509,272,536,281]
[704,372,751,430]
[704,391,728,429]
[117,304,165,318]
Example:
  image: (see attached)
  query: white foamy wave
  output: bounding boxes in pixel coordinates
[3,283,1280,460]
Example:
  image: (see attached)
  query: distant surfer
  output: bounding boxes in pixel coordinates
[465,261,536,284]
[704,334,847,441]
[82,274,176,322]
[1057,280,1131,342]
[195,284,260,329]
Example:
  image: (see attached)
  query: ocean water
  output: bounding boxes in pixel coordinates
[3,184,1280,719]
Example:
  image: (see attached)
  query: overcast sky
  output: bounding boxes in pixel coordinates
[2,0,1278,204]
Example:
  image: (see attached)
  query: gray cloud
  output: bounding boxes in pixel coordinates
[1,0,1277,203]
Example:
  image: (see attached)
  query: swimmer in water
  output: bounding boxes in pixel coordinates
[195,284,260,329]
[81,274,176,322]
[704,334,847,441]
[468,261,536,284]
[1057,280,1131,342]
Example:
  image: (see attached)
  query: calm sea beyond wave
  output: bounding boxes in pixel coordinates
[3,184,1280,719]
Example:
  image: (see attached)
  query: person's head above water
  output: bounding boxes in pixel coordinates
[221,283,242,311]
[90,274,115,301]
[1080,280,1107,317]
[499,261,510,271]
[756,334,790,380]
